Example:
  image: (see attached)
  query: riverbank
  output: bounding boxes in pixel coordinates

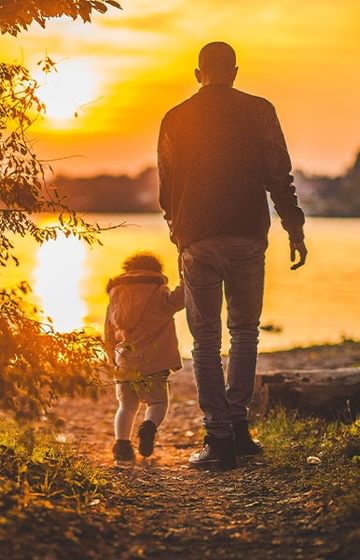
[1,340,359,559]
[49,339,360,465]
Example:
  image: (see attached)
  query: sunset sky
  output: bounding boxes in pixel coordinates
[2,0,360,177]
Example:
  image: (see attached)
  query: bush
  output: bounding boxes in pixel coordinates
[0,283,109,421]
[0,419,110,519]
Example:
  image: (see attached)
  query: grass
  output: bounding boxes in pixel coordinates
[0,419,112,531]
[1,410,359,558]
[257,409,360,520]
[0,420,135,559]
[2,412,359,522]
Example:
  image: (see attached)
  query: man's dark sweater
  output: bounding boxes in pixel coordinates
[158,84,305,250]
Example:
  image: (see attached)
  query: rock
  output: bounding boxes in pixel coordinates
[306,456,322,465]
[251,367,360,421]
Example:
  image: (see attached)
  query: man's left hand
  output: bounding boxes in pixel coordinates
[290,240,308,270]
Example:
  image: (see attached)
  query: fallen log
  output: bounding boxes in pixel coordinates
[251,367,360,421]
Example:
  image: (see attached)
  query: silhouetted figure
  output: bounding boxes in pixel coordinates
[104,252,184,466]
[158,41,307,470]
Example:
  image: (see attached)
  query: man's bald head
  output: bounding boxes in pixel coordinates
[196,42,238,86]
[199,42,236,71]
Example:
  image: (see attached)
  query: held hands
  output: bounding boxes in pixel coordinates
[290,240,308,270]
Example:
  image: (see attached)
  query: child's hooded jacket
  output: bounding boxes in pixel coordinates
[104,270,184,379]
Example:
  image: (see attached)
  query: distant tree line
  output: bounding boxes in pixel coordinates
[53,152,360,216]
[54,168,161,213]
[294,152,360,217]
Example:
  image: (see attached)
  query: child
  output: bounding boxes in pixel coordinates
[104,252,184,466]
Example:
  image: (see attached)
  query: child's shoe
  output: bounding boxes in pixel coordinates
[137,420,157,457]
[112,439,135,465]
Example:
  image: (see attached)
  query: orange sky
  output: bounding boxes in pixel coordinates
[2,0,360,177]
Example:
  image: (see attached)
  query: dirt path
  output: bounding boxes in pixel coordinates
[52,342,360,560]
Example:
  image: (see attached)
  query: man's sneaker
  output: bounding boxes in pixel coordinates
[112,439,135,465]
[189,435,237,470]
[138,420,157,457]
[233,419,263,456]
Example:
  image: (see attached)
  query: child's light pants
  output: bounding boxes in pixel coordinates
[114,370,170,441]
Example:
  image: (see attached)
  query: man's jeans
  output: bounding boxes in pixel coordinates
[182,236,267,439]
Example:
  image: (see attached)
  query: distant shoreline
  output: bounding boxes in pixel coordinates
[180,339,360,368]
[179,338,360,363]
[31,210,360,218]
[48,154,360,216]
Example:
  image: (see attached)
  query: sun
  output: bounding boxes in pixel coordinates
[35,60,98,126]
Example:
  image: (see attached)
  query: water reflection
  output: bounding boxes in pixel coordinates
[34,234,87,332]
[24,214,360,350]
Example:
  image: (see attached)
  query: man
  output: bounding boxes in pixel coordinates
[158,42,307,470]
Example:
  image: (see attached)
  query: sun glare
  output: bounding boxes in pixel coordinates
[34,234,87,332]
[35,60,98,125]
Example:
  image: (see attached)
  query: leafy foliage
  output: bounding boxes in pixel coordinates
[0,6,126,553]
[0,60,115,420]
[0,60,106,267]
[0,283,109,420]
[0,0,122,36]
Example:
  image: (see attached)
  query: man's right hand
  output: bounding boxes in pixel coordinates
[290,240,308,270]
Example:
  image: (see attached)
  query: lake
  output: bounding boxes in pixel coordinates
[2,214,359,357]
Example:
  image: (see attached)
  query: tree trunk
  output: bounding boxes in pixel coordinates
[251,367,360,422]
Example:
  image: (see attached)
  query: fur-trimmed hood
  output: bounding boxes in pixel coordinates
[106,270,168,293]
